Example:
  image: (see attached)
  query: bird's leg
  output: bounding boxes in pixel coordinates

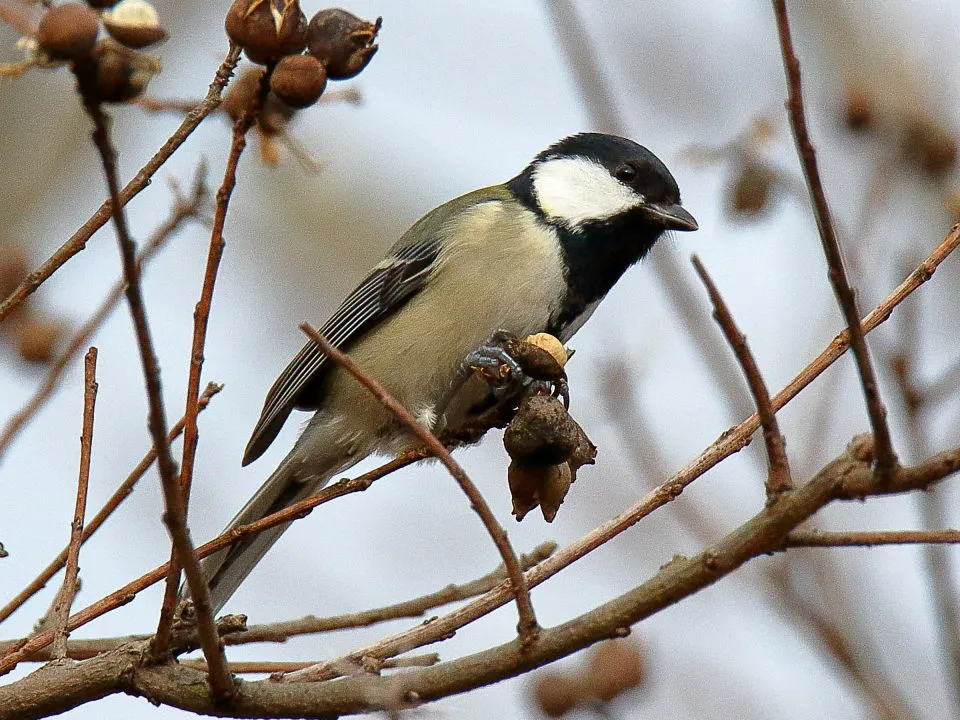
[462,330,569,408]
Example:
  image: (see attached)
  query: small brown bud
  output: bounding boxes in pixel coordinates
[37,3,99,61]
[504,395,579,466]
[15,317,63,364]
[0,245,29,302]
[728,161,775,216]
[91,40,159,102]
[270,53,327,108]
[539,462,572,523]
[225,0,308,65]
[583,640,646,703]
[102,0,167,49]
[903,118,958,176]
[842,85,872,131]
[533,672,581,718]
[307,8,380,80]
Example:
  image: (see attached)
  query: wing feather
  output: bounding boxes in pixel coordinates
[241,238,443,465]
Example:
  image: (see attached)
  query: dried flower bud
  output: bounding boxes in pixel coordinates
[842,85,872,131]
[102,0,167,49]
[583,640,646,702]
[903,118,958,176]
[270,53,327,108]
[567,420,597,476]
[538,462,572,523]
[728,161,775,216]
[15,317,63,364]
[92,39,160,102]
[525,332,568,368]
[504,395,579,466]
[37,3,99,61]
[307,8,380,80]
[533,672,581,718]
[226,0,308,65]
[0,245,29,302]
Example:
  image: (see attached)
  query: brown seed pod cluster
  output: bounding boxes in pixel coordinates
[504,395,596,523]
[532,639,646,717]
[225,2,380,113]
[31,1,165,103]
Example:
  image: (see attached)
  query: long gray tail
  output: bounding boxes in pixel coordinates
[187,454,336,615]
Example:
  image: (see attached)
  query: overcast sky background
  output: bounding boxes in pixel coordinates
[2,1,960,718]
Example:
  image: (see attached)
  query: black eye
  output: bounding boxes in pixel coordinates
[615,163,638,183]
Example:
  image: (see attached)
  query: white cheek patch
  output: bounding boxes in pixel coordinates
[532,156,643,227]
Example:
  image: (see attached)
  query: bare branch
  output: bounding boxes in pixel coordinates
[0,167,208,462]
[784,529,960,548]
[0,46,240,325]
[771,0,897,479]
[51,348,97,659]
[691,255,792,496]
[298,323,538,646]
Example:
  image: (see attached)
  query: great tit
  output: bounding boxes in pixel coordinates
[200,132,697,612]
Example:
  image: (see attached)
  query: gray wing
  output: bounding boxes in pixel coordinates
[242,238,443,466]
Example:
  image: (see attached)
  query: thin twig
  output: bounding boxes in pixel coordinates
[153,64,272,662]
[0,167,208,462]
[71,60,233,703]
[0,454,420,674]
[50,348,97,659]
[0,383,221,626]
[784,529,960,548]
[299,323,539,644]
[691,255,792,495]
[771,0,897,480]
[180,654,440,675]
[0,45,240,325]
[2,230,955,676]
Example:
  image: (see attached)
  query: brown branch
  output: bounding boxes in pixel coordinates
[2,228,955,677]
[299,323,539,646]
[0,167,208,462]
[0,383,221,626]
[4,440,958,718]
[0,2,35,36]
[154,63,272,662]
[0,454,420,674]
[180,654,440,675]
[50,348,97,659]
[772,0,897,480]
[71,59,233,703]
[0,45,241,325]
[691,255,792,496]
[784,529,960,548]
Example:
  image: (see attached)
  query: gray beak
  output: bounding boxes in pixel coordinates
[642,202,698,231]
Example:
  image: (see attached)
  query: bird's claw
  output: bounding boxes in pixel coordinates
[463,332,570,408]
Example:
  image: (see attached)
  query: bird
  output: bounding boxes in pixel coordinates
[197,132,697,612]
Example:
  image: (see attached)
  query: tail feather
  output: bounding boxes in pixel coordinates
[185,454,334,615]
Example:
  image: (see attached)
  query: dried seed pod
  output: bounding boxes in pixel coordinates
[539,462,572,523]
[728,161,775,216]
[507,461,542,522]
[583,639,646,702]
[269,53,327,108]
[533,672,582,718]
[15,317,63,364]
[87,0,121,7]
[37,3,99,60]
[225,0,308,65]
[307,8,380,80]
[503,395,579,466]
[102,0,167,49]
[92,39,160,102]
[903,118,958,176]
[567,419,597,477]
